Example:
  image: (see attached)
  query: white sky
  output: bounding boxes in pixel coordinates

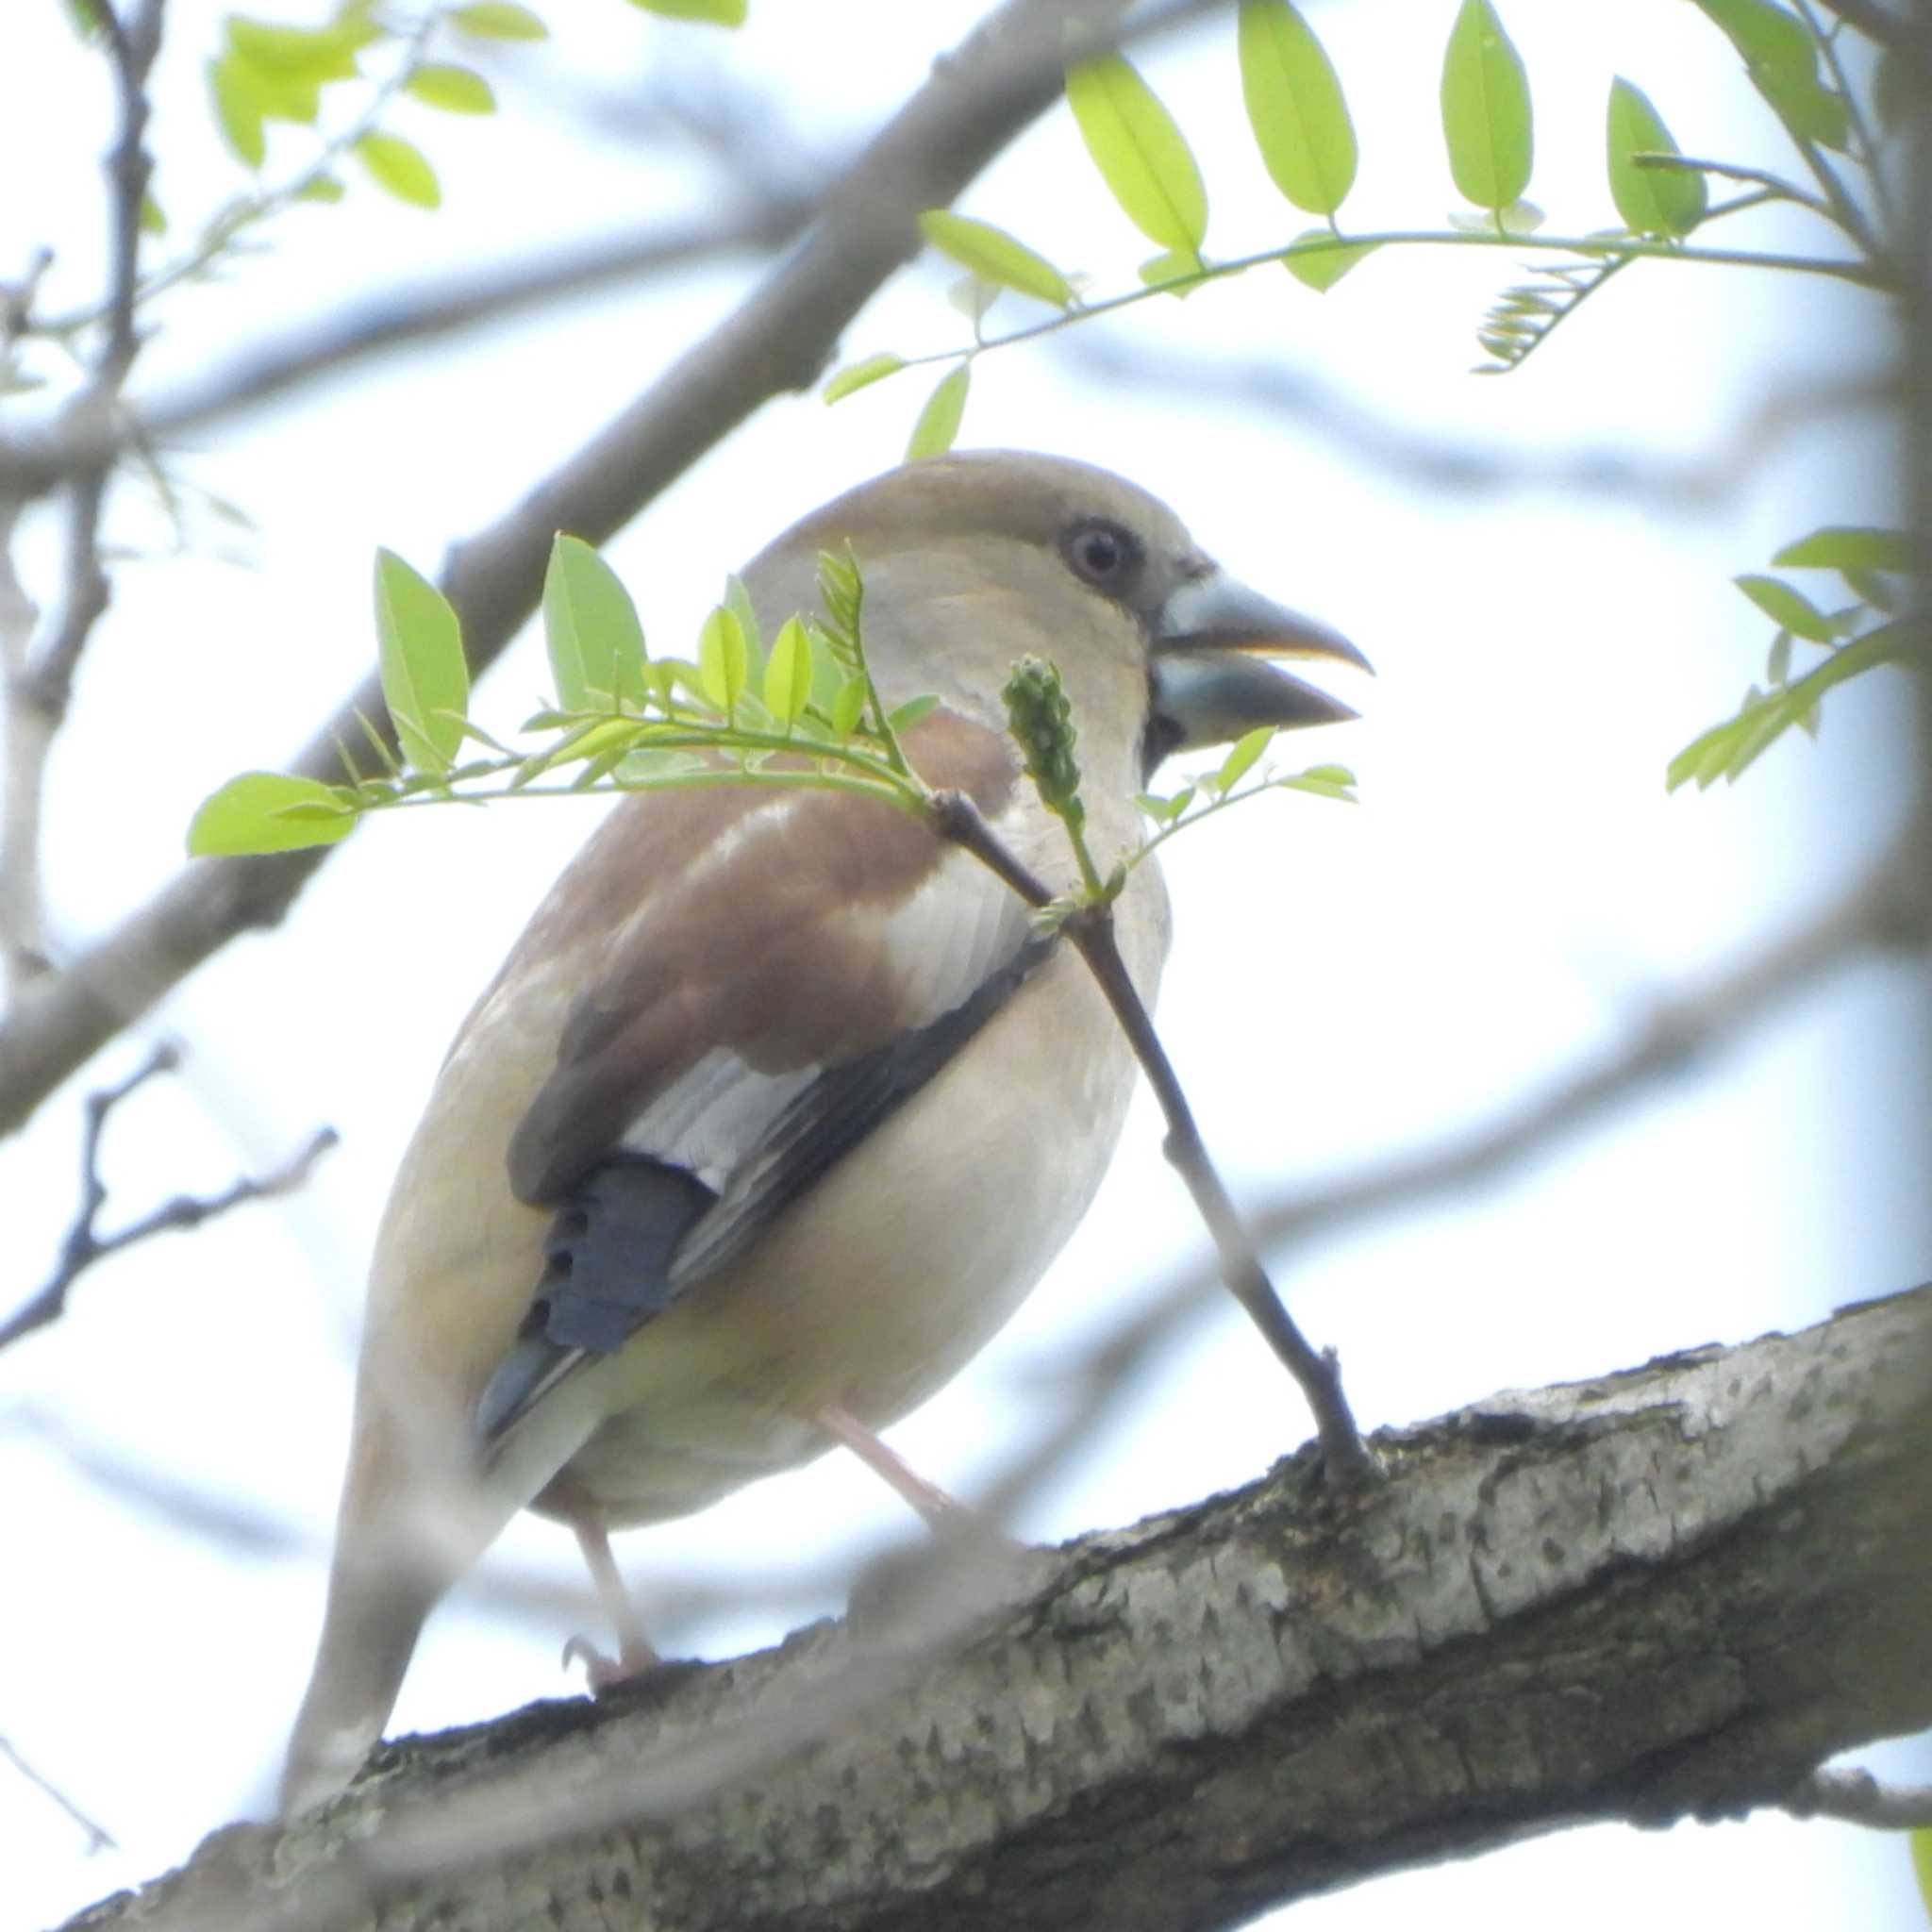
[1,1,1927,1927]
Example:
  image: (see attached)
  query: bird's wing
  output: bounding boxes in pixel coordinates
[475,707,1045,1438]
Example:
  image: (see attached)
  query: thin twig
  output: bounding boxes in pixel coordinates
[0,1042,339,1354]
[1784,1766,1932,1829]
[0,1735,116,1854]
[0,0,165,1001]
[926,788,1371,1485]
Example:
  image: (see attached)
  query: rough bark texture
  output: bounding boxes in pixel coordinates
[71,1288,1932,1932]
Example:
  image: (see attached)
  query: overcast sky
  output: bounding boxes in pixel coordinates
[1,2,1926,1927]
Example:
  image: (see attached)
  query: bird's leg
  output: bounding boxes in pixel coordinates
[554,1494,659,1691]
[815,1403,971,1530]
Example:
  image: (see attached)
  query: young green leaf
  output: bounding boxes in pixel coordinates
[1138,250,1206,293]
[1734,572,1836,642]
[139,193,167,235]
[906,362,971,460]
[1441,0,1534,212]
[1606,78,1706,236]
[447,2,548,39]
[916,211,1074,308]
[1213,724,1274,793]
[188,773,356,856]
[226,16,362,82]
[723,573,765,681]
[1766,629,1793,685]
[375,548,469,772]
[763,616,812,727]
[542,535,649,711]
[1283,229,1378,290]
[1772,525,1915,573]
[698,606,749,714]
[830,675,869,738]
[356,132,441,208]
[888,694,941,735]
[1065,56,1208,252]
[295,174,346,203]
[1688,0,1848,149]
[406,64,496,113]
[823,353,906,405]
[1238,0,1357,217]
[626,0,747,23]
[208,56,269,168]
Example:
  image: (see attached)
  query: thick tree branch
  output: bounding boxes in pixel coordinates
[0,0,1142,1140]
[66,1288,1932,1932]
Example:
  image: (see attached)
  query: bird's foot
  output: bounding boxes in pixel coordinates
[562,1630,661,1694]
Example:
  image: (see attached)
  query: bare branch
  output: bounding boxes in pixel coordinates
[973,823,1929,1521]
[0,0,163,993]
[927,785,1370,1483]
[0,0,1152,1141]
[0,1735,115,1856]
[0,1042,337,1354]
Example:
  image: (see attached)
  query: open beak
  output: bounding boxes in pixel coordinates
[1148,567,1372,766]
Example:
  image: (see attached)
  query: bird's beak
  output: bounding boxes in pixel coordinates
[1149,568,1372,758]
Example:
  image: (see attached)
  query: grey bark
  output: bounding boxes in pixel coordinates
[67,1285,1932,1932]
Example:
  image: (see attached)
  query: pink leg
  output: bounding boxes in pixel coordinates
[558,1505,659,1691]
[817,1404,968,1529]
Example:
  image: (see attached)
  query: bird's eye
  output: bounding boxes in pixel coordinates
[1063,519,1141,591]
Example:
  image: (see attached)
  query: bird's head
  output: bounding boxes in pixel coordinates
[744,448,1370,785]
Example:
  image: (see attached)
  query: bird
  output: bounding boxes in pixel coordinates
[279,450,1366,1815]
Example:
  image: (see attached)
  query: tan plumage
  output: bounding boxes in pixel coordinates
[281,452,1365,1813]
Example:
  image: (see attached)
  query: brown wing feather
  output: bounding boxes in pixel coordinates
[499,708,1018,1205]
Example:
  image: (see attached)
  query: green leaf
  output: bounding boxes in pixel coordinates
[723,573,765,681]
[375,549,469,772]
[208,56,268,168]
[1283,228,1378,290]
[188,773,356,855]
[917,210,1074,308]
[1214,724,1274,793]
[1735,572,1836,642]
[1138,249,1206,293]
[626,0,747,23]
[698,606,748,713]
[830,675,868,738]
[226,16,362,81]
[1606,78,1706,236]
[295,173,346,203]
[907,362,971,460]
[763,616,812,726]
[406,64,496,113]
[824,353,906,405]
[1238,0,1357,216]
[1773,525,1916,573]
[1688,0,1849,149]
[1911,1827,1932,1921]
[356,132,441,208]
[1065,55,1208,252]
[888,693,941,735]
[1766,628,1793,685]
[447,1,548,38]
[542,535,648,712]
[1441,0,1534,211]
[138,193,166,236]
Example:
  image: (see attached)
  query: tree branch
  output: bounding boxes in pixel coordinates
[0,1042,337,1354]
[66,1287,1932,1932]
[0,0,1147,1140]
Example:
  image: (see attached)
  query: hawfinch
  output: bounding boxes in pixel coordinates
[280,450,1365,1813]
